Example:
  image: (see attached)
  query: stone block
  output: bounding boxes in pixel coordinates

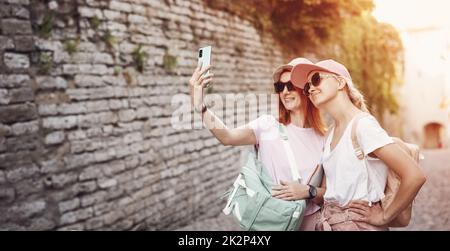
[45,131,65,145]
[42,116,77,129]
[0,103,37,123]
[4,52,30,69]
[1,19,31,35]
[36,77,67,90]
[14,35,34,52]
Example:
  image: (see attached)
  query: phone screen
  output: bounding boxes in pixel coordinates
[198,46,212,87]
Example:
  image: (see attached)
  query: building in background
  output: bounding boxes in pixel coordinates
[373,0,450,149]
[385,27,450,149]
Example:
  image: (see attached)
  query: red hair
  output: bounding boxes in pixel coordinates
[278,86,326,136]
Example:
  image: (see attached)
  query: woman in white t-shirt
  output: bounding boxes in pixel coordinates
[290,59,426,230]
[189,58,327,230]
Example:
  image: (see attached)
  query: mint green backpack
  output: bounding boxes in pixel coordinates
[222,124,307,231]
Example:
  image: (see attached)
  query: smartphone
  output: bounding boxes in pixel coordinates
[198,46,212,88]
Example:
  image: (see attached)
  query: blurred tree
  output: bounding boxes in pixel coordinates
[205,0,374,51]
[204,0,403,121]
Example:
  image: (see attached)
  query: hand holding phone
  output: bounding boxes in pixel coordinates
[198,46,212,88]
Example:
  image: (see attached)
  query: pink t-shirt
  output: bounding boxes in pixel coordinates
[248,115,325,215]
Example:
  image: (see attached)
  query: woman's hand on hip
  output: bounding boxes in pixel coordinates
[189,61,213,111]
[271,180,310,201]
[348,200,388,227]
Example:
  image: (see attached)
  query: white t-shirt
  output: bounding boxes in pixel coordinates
[322,114,394,207]
[247,115,325,215]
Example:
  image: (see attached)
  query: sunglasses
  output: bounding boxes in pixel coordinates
[303,72,337,97]
[274,81,295,93]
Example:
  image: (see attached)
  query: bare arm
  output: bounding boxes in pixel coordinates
[202,109,257,146]
[272,175,326,205]
[373,144,426,223]
[311,175,326,205]
[350,143,426,226]
[189,62,257,146]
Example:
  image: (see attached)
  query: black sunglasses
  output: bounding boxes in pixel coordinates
[274,81,295,93]
[303,72,336,96]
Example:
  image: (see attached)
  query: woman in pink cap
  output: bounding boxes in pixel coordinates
[189,58,327,230]
[290,59,426,230]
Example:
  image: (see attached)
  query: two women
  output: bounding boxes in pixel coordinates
[189,58,326,230]
[189,57,426,231]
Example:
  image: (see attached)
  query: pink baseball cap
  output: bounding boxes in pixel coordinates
[290,59,354,89]
[272,57,313,82]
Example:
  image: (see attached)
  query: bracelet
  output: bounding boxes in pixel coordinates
[194,104,205,113]
[195,104,208,118]
[201,104,208,123]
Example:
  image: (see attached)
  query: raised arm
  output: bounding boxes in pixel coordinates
[189,62,257,146]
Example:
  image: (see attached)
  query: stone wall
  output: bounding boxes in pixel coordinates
[0,0,285,230]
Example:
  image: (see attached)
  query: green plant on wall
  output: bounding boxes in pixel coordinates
[38,53,53,75]
[89,16,101,30]
[132,44,147,72]
[64,39,80,55]
[114,66,122,76]
[102,30,116,49]
[37,11,55,39]
[163,52,177,72]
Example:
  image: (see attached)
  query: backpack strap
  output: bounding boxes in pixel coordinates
[278,123,302,182]
[253,144,259,158]
[350,112,373,206]
[222,173,256,216]
[351,113,370,160]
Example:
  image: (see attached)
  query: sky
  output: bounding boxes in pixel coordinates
[373,0,450,82]
[372,1,450,129]
[373,0,450,112]
[372,0,450,30]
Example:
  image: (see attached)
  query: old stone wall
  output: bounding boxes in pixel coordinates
[0,0,285,230]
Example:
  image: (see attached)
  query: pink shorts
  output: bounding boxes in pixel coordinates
[316,201,388,231]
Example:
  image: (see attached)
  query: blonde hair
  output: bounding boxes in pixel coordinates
[345,83,370,113]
